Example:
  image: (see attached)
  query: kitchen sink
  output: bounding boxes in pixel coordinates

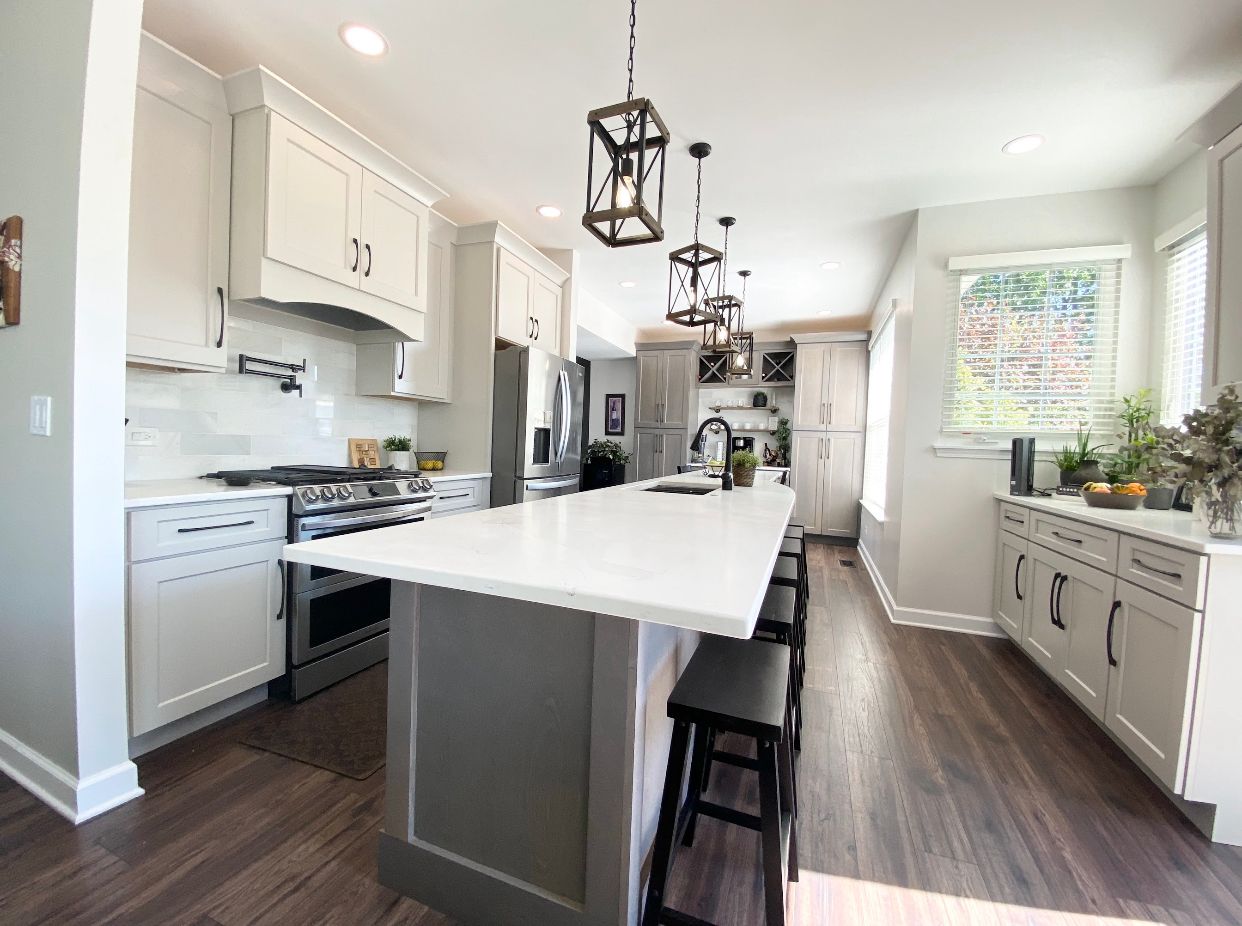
[644,483,718,495]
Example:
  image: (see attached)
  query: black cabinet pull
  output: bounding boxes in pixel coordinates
[364,243,372,277]
[1049,571,1061,627]
[215,286,225,348]
[1131,557,1182,580]
[534,317,540,340]
[527,316,534,338]
[176,519,255,534]
[1051,530,1083,545]
[397,342,405,380]
[351,238,360,272]
[1004,514,1024,525]
[438,492,470,500]
[276,560,286,621]
[1053,574,1068,630]
[1106,599,1120,667]
[1015,553,1025,601]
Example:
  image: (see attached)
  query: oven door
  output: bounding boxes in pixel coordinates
[292,502,431,592]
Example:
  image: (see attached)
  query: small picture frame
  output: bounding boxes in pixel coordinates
[348,437,381,468]
[605,394,626,436]
[0,215,23,329]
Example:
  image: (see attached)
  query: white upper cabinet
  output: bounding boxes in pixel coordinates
[495,246,564,356]
[532,273,563,357]
[359,170,429,309]
[1206,121,1242,396]
[264,112,364,288]
[792,343,829,429]
[127,36,232,372]
[791,340,867,431]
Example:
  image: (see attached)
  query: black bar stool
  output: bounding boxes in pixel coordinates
[777,536,808,609]
[784,524,808,603]
[769,557,806,684]
[643,636,798,926]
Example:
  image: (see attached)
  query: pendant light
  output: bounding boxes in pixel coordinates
[730,270,755,374]
[665,143,724,327]
[703,216,741,353]
[582,0,670,248]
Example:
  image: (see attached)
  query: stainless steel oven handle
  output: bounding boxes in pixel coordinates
[297,506,432,535]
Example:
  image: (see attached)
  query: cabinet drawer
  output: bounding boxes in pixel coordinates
[998,503,1031,538]
[129,496,287,561]
[1029,511,1118,572]
[431,506,484,520]
[430,480,484,513]
[1118,536,1206,610]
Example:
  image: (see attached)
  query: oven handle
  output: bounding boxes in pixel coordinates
[296,506,432,535]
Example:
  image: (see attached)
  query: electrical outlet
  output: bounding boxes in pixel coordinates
[29,396,51,436]
[127,427,158,447]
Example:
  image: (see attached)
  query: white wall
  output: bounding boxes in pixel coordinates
[587,358,637,479]
[577,288,637,358]
[0,0,144,821]
[126,312,420,480]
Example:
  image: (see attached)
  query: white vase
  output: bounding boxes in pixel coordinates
[385,450,411,471]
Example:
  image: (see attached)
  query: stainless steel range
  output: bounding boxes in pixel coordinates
[205,465,437,700]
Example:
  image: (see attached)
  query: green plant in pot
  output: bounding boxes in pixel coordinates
[731,449,761,488]
[1155,385,1242,537]
[774,417,792,468]
[382,434,412,470]
[1104,389,1156,484]
[1057,424,1108,487]
[583,439,632,490]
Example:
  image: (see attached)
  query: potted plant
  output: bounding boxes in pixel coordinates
[774,417,792,468]
[583,439,631,490]
[1058,424,1108,487]
[731,449,761,487]
[1104,389,1157,485]
[752,390,767,408]
[1155,385,1242,538]
[382,435,412,471]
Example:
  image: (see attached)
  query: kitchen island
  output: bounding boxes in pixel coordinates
[282,472,795,926]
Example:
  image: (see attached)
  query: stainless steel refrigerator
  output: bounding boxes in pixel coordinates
[490,345,584,506]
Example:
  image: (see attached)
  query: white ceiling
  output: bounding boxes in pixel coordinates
[143,0,1242,333]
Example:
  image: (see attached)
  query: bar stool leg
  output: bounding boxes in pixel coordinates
[699,727,717,794]
[681,723,711,847]
[642,719,692,926]
[757,738,788,926]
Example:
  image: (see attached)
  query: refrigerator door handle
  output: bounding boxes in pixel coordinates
[556,369,571,464]
[527,476,579,491]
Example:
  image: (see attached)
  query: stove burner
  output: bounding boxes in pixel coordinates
[204,465,423,487]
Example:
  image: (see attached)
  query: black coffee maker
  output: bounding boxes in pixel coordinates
[1010,437,1036,496]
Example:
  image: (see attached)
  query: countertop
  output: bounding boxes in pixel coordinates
[124,471,491,510]
[996,492,1242,556]
[284,472,795,637]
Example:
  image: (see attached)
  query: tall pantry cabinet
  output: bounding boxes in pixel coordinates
[789,335,868,537]
[634,343,697,481]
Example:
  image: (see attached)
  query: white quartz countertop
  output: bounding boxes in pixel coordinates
[284,472,795,637]
[996,492,1242,556]
[125,479,293,509]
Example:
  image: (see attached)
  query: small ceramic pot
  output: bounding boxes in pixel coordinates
[1067,460,1106,487]
[385,450,412,471]
[1143,486,1176,510]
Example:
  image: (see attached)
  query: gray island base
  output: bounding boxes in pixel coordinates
[380,582,698,926]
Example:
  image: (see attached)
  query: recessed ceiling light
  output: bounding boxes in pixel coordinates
[619,280,637,288]
[535,204,562,219]
[820,261,842,271]
[1002,134,1044,155]
[339,23,388,57]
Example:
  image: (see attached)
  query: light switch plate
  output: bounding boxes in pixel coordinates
[127,427,158,447]
[29,396,51,436]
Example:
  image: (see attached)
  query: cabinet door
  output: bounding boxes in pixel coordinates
[265,113,364,288]
[531,273,563,356]
[993,530,1029,641]
[790,433,824,533]
[1059,559,1116,721]
[129,539,286,736]
[496,247,535,346]
[359,170,428,311]
[1105,581,1202,792]
[1023,546,1069,676]
[127,74,231,371]
[636,352,663,428]
[395,218,454,401]
[635,430,661,482]
[791,343,829,430]
[1207,121,1242,396]
[819,433,864,537]
[661,431,688,476]
[660,351,692,429]
[827,342,868,429]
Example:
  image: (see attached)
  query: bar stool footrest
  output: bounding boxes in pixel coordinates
[660,909,720,926]
[698,800,762,832]
[712,750,760,771]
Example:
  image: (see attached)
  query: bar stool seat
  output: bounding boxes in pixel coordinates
[642,636,798,926]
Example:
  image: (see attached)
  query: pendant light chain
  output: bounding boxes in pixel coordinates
[626,0,637,101]
[720,221,730,282]
[693,158,703,244]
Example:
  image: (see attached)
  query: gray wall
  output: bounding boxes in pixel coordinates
[588,358,636,481]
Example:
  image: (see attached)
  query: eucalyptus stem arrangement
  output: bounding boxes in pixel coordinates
[1155,385,1242,538]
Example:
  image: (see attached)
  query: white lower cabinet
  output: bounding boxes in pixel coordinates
[128,537,286,736]
[1106,580,1201,792]
[428,477,490,518]
[992,529,1029,640]
[790,431,864,537]
[1058,557,1116,721]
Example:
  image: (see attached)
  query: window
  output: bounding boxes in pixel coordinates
[942,258,1122,434]
[1160,230,1207,425]
[862,317,894,511]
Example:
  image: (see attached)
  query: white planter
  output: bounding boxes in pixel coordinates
[385,450,412,471]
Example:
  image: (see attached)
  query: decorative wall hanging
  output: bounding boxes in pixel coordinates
[665,143,723,327]
[0,216,23,329]
[605,393,626,435]
[582,0,669,247]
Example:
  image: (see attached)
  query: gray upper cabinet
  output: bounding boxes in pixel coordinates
[1206,121,1242,396]
[792,340,867,431]
[635,347,694,430]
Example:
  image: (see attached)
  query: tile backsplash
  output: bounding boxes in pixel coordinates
[125,314,419,481]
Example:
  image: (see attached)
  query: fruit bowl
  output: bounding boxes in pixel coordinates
[415,451,447,472]
[1080,487,1144,510]
[703,459,727,478]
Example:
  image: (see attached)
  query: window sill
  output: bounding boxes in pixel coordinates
[933,438,1062,461]
[860,499,888,523]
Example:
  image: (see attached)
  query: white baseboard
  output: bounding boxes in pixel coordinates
[856,541,1005,639]
[0,726,142,824]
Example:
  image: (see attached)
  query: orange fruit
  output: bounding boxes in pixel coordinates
[1090,485,1112,494]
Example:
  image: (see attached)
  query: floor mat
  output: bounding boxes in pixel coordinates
[241,662,387,779]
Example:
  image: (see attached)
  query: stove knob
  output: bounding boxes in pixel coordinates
[302,487,319,502]
[422,479,434,492]
[336,485,351,499]
[408,481,419,493]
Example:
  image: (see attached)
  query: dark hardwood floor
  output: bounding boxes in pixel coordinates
[3,544,1242,925]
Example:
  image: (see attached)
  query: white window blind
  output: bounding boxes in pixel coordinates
[1160,230,1207,426]
[941,259,1122,434]
[863,318,894,510]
